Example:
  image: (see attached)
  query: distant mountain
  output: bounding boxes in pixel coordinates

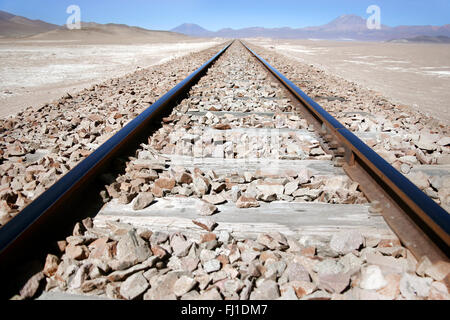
[171,23,213,37]
[29,21,189,43]
[171,14,450,41]
[388,35,450,44]
[0,10,60,37]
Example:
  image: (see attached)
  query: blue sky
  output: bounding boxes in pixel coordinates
[0,0,449,31]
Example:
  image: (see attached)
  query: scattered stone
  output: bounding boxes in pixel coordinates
[203,259,221,273]
[360,265,388,290]
[132,193,155,210]
[66,244,89,260]
[107,257,157,282]
[173,276,198,297]
[424,261,450,281]
[154,178,176,190]
[116,230,151,265]
[120,272,149,300]
[150,231,169,245]
[278,286,298,300]
[285,263,310,282]
[399,273,433,299]
[171,235,193,257]
[329,230,364,255]
[199,288,222,300]
[250,280,280,300]
[176,171,193,185]
[313,259,344,276]
[196,200,217,216]
[236,196,260,208]
[319,272,350,294]
[144,273,178,300]
[193,176,210,195]
[192,217,218,232]
[20,272,44,299]
[202,194,226,205]
[428,281,450,300]
[43,254,60,277]
[377,273,401,299]
[290,280,316,299]
[284,180,299,195]
[366,254,409,274]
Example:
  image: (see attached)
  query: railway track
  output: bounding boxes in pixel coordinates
[1,40,449,300]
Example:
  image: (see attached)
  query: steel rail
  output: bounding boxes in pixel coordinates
[241,40,449,262]
[0,41,233,271]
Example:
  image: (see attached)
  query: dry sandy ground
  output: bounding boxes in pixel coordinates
[249,39,450,124]
[0,38,221,118]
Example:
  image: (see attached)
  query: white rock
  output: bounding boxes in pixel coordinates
[329,230,364,255]
[399,273,433,299]
[360,265,387,290]
[203,259,221,273]
[173,276,198,297]
[120,272,149,300]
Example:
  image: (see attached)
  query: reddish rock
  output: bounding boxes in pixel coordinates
[151,185,164,197]
[192,217,218,232]
[201,233,217,243]
[154,178,176,190]
[151,245,169,260]
[57,240,67,253]
[260,251,280,263]
[319,273,350,294]
[66,244,89,260]
[282,280,316,299]
[217,254,230,266]
[88,237,109,260]
[236,196,260,208]
[213,123,231,130]
[176,172,193,185]
[378,238,402,248]
[301,246,316,257]
[43,254,60,277]
[212,182,227,193]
